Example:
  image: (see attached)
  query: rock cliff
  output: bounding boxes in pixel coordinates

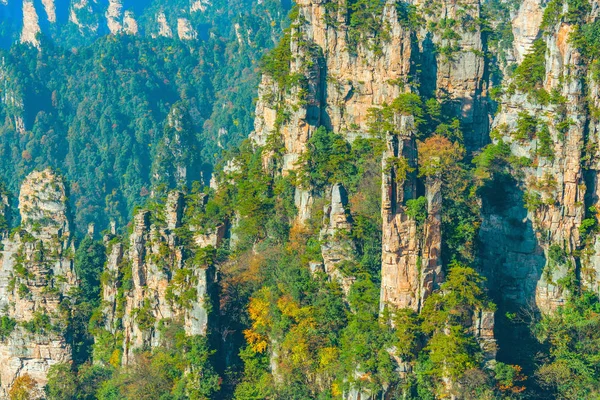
[379,118,444,312]
[410,0,490,150]
[319,183,356,294]
[250,0,413,173]
[249,0,490,311]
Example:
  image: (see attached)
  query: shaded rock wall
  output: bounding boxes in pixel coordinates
[482,1,598,314]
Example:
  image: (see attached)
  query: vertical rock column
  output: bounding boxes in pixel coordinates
[121,209,152,364]
[0,169,77,398]
[380,115,443,313]
[101,241,123,334]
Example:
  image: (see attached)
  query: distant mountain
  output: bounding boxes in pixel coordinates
[0,0,233,48]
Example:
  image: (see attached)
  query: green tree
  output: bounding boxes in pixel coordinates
[74,236,106,306]
[534,292,600,399]
[46,364,78,400]
[420,263,495,386]
[298,126,356,191]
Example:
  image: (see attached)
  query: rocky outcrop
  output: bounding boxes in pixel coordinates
[471,310,497,365]
[250,0,412,175]
[100,191,215,365]
[177,18,196,40]
[195,223,226,248]
[106,0,123,34]
[19,169,71,240]
[319,184,356,294]
[20,0,40,46]
[123,10,138,35]
[294,188,313,224]
[511,0,544,63]
[156,12,173,38]
[249,0,416,232]
[0,169,77,398]
[41,0,56,23]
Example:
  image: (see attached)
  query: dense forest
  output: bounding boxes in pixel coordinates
[1,0,600,399]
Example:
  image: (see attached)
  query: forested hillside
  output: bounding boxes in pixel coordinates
[0,0,291,231]
[1,0,600,399]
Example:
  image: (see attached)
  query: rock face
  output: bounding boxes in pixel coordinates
[250,0,412,174]
[41,0,56,23]
[106,0,124,34]
[511,0,544,63]
[156,11,173,38]
[177,18,196,40]
[410,0,490,151]
[0,169,77,398]
[19,169,71,240]
[250,0,413,224]
[20,0,40,46]
[122,10,138,35]
[100,191,214,365]
[471,310,497,364]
